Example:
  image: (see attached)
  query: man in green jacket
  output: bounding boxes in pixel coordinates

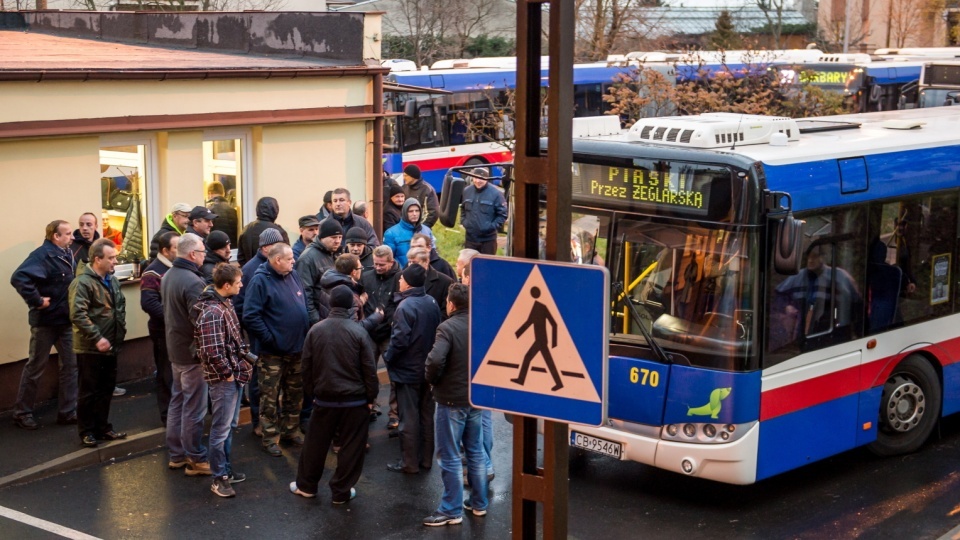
[69,238,127,448]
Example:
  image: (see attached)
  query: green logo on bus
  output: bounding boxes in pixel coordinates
[687,387,732,419]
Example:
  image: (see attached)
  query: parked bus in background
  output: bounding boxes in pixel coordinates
[530,106,960,484]
[382,59,675,193]
[907,61,960,109]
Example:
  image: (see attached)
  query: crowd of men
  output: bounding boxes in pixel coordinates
[9,163,507,525]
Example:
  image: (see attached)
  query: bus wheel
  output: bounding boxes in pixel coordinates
[868,355,941,457]
[464,157,485,167]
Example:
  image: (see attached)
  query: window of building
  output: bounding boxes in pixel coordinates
[99,144,149,270]
[202,137,244,249]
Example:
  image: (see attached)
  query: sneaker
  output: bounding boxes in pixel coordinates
[332,487,356,505]
[463,501,487,516]
[185,460,213,476]
[168,459,189,470]
[387,418,399,430]
[289,481,316,498]
[227,472,246,484]
[14,415,39,430]
[422,512,462,527]
[112,386,127,397]
[211,476,236,498]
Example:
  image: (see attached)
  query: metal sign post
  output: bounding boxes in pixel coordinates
[513,0,573,536]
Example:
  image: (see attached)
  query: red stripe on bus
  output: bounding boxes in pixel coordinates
[760,364,861,421]
[405,151,513,172]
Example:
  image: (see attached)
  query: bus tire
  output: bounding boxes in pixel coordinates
[464,157,486,167]
[868,355,941,457]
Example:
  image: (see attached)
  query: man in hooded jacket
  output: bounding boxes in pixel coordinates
[383,198,433,268]
[237,197,290,266]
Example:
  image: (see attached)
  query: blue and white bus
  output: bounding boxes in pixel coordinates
[383,61,676,192]
[546,106,960,484]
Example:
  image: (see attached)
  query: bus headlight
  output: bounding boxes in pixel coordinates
[660,421,755,444]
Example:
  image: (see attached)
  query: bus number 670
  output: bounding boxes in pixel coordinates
[629,367,659,387]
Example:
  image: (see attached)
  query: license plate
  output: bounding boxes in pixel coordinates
[570,431,623,459]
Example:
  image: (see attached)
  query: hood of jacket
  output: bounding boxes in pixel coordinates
[255,197,280,222]
[320,269,362,293]
[400,197,423,227]
[72,229,99,248]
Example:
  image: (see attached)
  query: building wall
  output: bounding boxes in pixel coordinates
[820,0,948,50]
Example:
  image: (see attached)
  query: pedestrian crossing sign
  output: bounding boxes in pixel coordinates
[469,256,608,426]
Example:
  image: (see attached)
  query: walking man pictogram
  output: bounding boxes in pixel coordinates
[510,287,563,391]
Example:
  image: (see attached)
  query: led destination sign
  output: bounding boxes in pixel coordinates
[573,161,731,218]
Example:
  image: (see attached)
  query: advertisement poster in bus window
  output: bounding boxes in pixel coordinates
[931,253,950,305]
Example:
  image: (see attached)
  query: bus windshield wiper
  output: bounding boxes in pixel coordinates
[612,280,671,364]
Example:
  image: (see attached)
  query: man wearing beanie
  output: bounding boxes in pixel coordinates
[296,219,343,325]
[291,284,378,502]
[383,264,442,473]
[402,164,440,228]
[321,188,378,250]
[234,228,285,438]
[344,227,373,270]
[200,230,232,285]
[237,197,289,266]
[383,182,405,231]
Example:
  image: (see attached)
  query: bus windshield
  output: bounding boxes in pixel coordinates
[608,218,758,371]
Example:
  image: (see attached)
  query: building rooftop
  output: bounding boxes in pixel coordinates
[641,6,811,37]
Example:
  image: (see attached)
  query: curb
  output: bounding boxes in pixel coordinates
[0,427,166,489]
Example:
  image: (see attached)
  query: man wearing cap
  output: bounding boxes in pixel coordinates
[293,215,320,262]
[149,203,191,259]
[233,228,285,438]
[383,198,433,268]
[186,206,217,241]
[296,219,343,326]
[290,284,378,503]
[238,197,289,266]
[163,233,212,475]
[243,243,310,457]
[460,168,507,255]
[344,228,373,270]
[200,230,232,285]
[383,183,405,231]
[321,188,379,250]
[383,264,442,473]
[140,231,179,425]
[402,164,440,229]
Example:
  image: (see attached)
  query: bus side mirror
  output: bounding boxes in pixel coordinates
[404,100,417,118]
[774,212,804,275]
[438,171,465,228]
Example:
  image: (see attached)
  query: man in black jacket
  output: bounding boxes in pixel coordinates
[401,164,440,229]
[71,212,100,268]
[237,197,290,266]
[296,219,342,325]
[410,233,456,279]
[290,285,378,503]
[161,233,212,476]
[200,231,232,285]
[383,264,442,473]
[322,188,379,249]
[407,247,455,316]
[422,283,488,526]
[460,168,507,255]
[10,220,78,429]
[149,203,191,260]
[139,231,179,425]
[360,245,402,427]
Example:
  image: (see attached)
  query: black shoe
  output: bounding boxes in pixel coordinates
[422,512,462,526]
[97,430,127,441]
[56,414,78,425]
[386,461,418,474]
[388,429,400,439]
[263,443,282,457]
[281,433,305,446]
[81,434,98,448]
[14,415,39,430]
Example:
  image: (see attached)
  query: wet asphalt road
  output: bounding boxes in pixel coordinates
[3,412,960,539]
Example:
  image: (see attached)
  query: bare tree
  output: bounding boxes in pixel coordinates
[888,0,942,48]
[818,0,873,52]
[383,0,455,67]
[574,0,649,62]
[756,0,786,49]
[70,0,286,10]
[449,0,500,58]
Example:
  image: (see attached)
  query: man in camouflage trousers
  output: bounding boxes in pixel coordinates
[242,243,310,457]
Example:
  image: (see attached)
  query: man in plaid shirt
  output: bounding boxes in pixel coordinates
[193,263,253,498]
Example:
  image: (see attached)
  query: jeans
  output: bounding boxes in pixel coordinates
[435,404,488,517]
[208,380,242,478]
[482,409,494,474]
[15,324,77,419]
[166,363,208,462]
[77,353,117,438]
